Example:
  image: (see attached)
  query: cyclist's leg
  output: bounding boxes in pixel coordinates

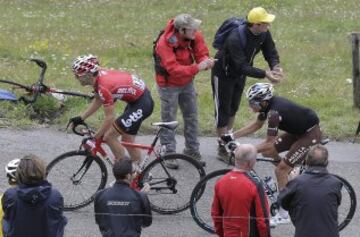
[268,133,297,190]
[277,125,322,189]
[121,133,141,162]
[157,85,180,154]
[106,89,154,162]
[103,126,127,161]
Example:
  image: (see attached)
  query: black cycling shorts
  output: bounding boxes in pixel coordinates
[211,62,246,128]
[274,125,322,167]
[114,89,154,135]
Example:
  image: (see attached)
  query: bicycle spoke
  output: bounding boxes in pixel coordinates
[140,154,205,214]
[47,151,107,210]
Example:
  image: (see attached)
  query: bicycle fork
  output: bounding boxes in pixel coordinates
[70,155,95,185]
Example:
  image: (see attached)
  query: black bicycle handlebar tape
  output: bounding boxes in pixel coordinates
[70,121,93,137]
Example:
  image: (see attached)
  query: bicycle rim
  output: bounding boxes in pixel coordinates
[46,150,108,211]
[190,169,231,233]
[334,175,357,231]
[139,153,206,214]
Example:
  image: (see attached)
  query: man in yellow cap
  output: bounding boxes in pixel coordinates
[211,7,284,163]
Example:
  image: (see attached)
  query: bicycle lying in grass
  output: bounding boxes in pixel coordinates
[0,58,93,103]
[189,141,357,233]
[46,121,206,214]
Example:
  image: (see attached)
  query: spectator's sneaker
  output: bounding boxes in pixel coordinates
[216,145,234,166]
[183,149,206,167]
[271,213,291,225]
[220,133,235,144]
[164,159,179,169]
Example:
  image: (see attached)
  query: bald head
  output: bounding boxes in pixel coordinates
[306,145,329,167]
[234,144,257,167]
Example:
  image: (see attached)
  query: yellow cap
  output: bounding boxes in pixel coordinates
[247,7,275,24]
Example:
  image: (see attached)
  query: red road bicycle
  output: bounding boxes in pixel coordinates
[46,121,206,214]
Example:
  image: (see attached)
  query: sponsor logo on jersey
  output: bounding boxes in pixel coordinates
[121,109,143,128]
[116,87,137,95]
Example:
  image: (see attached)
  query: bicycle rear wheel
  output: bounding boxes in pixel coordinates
[190,169,231,233]
[139,153,206,214]
[46,150,108,211]
[335,175,357,231]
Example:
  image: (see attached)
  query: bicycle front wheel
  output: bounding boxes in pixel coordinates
[190,169,231,233]
[139,153,206,214]
[46,150,108,211]
[335,175,357,231]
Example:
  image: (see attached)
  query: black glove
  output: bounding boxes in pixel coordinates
[68,116,84,127]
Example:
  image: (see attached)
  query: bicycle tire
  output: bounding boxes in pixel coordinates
[190,169,231,233]
[334,175,357,231]
[138,153,206,214]
[46,150,108,211]
[254,158,357,231]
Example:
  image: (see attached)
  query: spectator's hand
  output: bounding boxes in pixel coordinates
[272,64,284,80]
[198,58,216,71]
[141,182,151,193]
[265,70,282,84]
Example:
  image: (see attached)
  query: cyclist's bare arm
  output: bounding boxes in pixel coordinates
[233,119,265,139]
[94,104,115,139]
[256,135,276,153]
[81,95,102,120]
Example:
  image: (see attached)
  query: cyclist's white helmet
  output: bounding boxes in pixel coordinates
[246,83,274,101]
[5,159,20,182]
[72,54,100,76]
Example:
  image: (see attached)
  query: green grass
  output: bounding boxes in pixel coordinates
[0,0,359,140]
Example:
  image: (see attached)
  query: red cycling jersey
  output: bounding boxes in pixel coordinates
[94,69,146,106]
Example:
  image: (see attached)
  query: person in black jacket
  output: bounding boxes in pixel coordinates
[212,7,283,162]
[2,154,67,237]
[278,145,342,237]
[94,159,152,237]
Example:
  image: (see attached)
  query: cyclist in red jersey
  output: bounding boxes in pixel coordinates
[69,55,154,165]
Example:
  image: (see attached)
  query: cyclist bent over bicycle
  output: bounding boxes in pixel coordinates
[69,55,154,165]
[221,83,321,223]
[222,83,321,190]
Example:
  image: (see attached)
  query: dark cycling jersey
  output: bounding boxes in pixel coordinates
[94,69,146,106]
[258,96,319,135]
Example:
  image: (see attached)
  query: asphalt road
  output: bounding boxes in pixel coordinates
[0,127,359,237]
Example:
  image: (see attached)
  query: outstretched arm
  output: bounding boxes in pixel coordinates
[233,119,265,139]
[256,135,277,153]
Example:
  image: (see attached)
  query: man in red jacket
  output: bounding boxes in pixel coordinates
[211,144,271,237]
[154,13,216,168]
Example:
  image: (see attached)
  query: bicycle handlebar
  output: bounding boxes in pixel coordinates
[67,121,95,137]
[18,58,47,104]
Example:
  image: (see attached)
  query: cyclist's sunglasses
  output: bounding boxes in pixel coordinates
[249,100,262,108]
